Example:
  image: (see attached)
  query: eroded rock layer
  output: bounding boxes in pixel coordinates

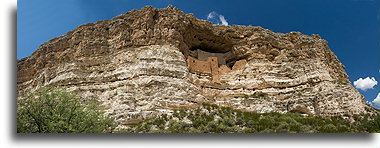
[17,6,377,129]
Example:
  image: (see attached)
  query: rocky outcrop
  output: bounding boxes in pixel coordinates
[17,5,377,129]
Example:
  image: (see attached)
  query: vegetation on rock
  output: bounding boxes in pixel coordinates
[120,103,379,133]
[17,88,116,133]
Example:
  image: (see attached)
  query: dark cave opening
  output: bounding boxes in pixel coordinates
[189,44,230,54]
[181,30,248,70]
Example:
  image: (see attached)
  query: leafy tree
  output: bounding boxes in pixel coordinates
[17,88,115,133]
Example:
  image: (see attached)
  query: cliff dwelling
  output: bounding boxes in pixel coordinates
[186,48,247,83]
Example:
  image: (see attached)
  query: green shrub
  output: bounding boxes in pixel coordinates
[17,88,116,133]
[319,124,338,133]
[120,103,380,133]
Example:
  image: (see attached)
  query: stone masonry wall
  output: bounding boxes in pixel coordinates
[187,55,247,83]
[186,56,212,74]
[197,49,227,65]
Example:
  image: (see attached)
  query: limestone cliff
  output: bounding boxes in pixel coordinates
[17,5,377,129]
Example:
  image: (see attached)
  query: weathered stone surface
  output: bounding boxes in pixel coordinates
[17,5,378,129]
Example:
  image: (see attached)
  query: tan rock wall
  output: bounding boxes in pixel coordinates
[186,56,212,74]
[218,65,232,75]
[16,6,378,130]
[209,57,219,83]
[232,60,248,71]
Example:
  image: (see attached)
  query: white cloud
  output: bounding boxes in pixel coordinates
[372,93,380,107]
[207,11,217,20]
[207,11,218,19]
[353,77,377,91]
[219,15,228,25]
[207,11,229,25]
[366,101,373,106]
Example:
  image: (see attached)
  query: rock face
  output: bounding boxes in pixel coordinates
[17,6,377,129]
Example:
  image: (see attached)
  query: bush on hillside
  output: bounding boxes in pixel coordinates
[121,103,379,133]
[17,88,115,133]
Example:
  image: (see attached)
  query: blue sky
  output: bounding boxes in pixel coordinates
[17,0,380,107]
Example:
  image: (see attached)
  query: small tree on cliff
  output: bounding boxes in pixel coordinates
[17,88,115,133]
